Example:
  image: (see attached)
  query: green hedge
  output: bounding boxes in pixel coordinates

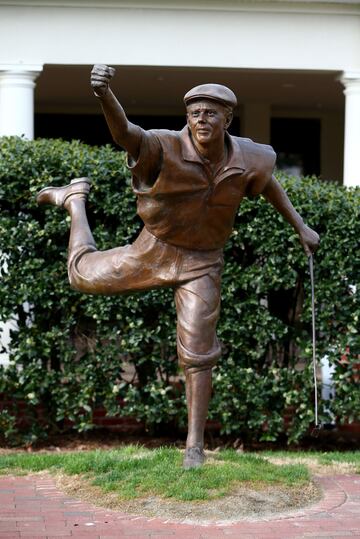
[0,136,359,445]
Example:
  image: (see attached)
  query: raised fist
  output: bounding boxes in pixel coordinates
[91,64,115,97]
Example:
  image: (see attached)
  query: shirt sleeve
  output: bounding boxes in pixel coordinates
[127,129,163,192]
[246,144,277,197]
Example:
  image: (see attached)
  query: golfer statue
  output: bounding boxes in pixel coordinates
[37,65,320,468]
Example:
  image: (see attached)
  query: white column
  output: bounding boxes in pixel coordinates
[341,71,360,187]
[0,65,43,140]
[241,103,271,144]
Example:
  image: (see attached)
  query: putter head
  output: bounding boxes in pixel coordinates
[311,424,323,438]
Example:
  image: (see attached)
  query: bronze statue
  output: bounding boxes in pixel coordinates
[37,65,320,469]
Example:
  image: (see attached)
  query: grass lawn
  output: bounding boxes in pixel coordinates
[0,447,359,502]
[0,446,310,501]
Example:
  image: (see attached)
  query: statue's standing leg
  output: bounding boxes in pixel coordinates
[175,273,221,469]
[184,367,212,449]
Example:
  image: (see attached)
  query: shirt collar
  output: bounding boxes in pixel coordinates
[179,126,246,172]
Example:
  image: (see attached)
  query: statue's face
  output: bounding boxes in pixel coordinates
[186,100,232,146]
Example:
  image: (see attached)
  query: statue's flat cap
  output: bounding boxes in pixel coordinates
[184,83,237,109]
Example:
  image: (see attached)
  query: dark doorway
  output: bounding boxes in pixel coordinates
[35,113,240,146]
[271,118,321,177]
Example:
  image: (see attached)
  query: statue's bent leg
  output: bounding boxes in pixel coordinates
[67,225,186,295]
[36,178,99,289]
[37,178,111,293]
[37,182,183,295]
[175,271,221,469]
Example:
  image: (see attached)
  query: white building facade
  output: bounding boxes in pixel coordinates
[0,0,359,185]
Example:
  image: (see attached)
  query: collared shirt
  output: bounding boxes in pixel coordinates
[128,126,276,251]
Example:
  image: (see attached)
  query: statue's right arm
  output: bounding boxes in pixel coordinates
[90,65,142,160]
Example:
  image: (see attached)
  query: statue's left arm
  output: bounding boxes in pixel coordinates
[262,175,320,256]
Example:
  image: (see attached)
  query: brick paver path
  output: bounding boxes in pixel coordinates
[0,473,359,538]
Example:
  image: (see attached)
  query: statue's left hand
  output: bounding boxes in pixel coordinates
[298,224,320,257]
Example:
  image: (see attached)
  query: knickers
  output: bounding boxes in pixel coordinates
[68,227,224,371]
